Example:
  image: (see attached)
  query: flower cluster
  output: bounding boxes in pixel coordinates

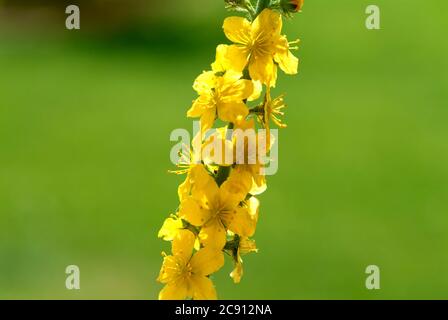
[157,0,303,300]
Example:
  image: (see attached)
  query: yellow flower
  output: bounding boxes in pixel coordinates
[187,69,254,136]
[260,87,287,129]
[178,169,259,250]
[158,229,224,300]
[169,142,197,176]
[222,8,299,86]
[268,98,287,127]
[230,236,258,284]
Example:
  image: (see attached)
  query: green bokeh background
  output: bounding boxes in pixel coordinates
[1,0,447,299]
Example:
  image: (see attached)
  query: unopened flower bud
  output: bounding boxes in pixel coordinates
[280,0,304,13]
[225,0,247,9]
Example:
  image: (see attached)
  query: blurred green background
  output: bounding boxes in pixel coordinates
[1,0,448,299]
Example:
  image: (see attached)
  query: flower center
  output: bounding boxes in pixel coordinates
[248,33,272,58]
[168,259,193,286]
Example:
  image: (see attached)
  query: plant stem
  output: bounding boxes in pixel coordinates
[244,0,256,18]
[255,0,271,17]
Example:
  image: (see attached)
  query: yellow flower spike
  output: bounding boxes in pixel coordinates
[222,8,299,87]
[158,229,224,300]
[158,2,304,299]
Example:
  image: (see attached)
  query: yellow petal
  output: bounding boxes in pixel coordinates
[212,44,228,72]
[226,204,258,238]
[190,275,217,300]
[220,179,247,208]
[159,282,188,300]
[189,165,213,194]
[200,108,216,137]
[193,71,215,95]
[223,16,252,45]
[191,169,220,207]
[234,117,255,131]
[190,248,225,276]
[220,77,254,102]
[225,166,253,198]
[248,196,260,222]
[202,135,234,166]
[230,258,243,284]
[249,175,267,195]
[217,102,249,124]
[249,54,277,87]
[239,237,258,255]
[186,170,220,209]
[158,217,183,241]
[187,95,210,118]
[274,37,299,75]
[251,9,282,40]
[249,164,267,195]
[248,80,262,101]
[212,44,244,73]
[179,197,211,227]
[225,45,249,73]
[178,165,210,202]
[172,229,196,262]
[221,69,244,83]
[157,255,179,284]
[178,175,191,202]
[194,238,201,251]
[199,217,227,249]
